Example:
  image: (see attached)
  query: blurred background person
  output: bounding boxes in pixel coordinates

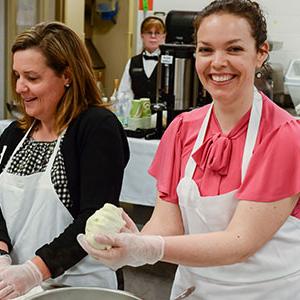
[118,16,166,104]
[0,21,129,299]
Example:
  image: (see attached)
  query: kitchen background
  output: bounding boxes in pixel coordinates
[1,0,300,120]
[0,1,300,299]
[137,0,300,76]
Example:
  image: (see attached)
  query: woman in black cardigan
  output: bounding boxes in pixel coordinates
[0,21,129,298]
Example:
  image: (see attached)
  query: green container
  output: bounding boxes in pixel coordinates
[129,99,143,118]
[140,98,151,117]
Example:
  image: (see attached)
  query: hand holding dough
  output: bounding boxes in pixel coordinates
[85,203,126,249]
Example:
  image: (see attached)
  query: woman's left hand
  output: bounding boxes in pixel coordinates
[0,260,42,299]
[77,233,164,270]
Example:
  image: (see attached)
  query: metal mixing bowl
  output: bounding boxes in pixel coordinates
[26,287,142,300]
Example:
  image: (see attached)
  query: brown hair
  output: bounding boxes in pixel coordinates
[194,0,267,50]
[140,16,166,34]
[11,21,106,133]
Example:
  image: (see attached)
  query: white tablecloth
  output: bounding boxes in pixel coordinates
[120,137,159,206]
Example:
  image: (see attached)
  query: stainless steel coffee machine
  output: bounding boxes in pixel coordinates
[156,10,211,126]
[147,10,211,139]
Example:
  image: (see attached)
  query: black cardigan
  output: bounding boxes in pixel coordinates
[0,106,129,278]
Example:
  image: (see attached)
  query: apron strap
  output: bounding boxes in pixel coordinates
[3,122,35,172]
[241,89,263,181]
[45,128,67,174]
[3,121,67,175]
[184,104,213,179]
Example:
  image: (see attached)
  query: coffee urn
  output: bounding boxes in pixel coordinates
[157,10,211,126]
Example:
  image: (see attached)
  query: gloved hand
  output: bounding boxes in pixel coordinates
[77,232,164,271]
[0,255,11,272]
[0,260,43,299]
[120,210,139,234]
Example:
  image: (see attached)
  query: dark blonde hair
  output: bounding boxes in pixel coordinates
[11,21,105,133]
[141,16,166,34]
[194,0,267,50]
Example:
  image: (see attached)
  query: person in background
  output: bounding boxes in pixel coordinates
[78,1,300,299]
[118,16,166,104]
[0,21,129,299]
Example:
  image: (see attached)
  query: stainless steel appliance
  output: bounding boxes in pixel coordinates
[157,10,211,126]
[27,287,141,300]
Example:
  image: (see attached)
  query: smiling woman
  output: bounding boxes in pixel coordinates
[195,12,269,133]
[13,49,68,140]
[0,21,129,298]
[77,1,300,299]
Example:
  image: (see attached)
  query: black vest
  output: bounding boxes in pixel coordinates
[129,53,158,103]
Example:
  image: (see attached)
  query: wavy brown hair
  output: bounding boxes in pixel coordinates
[194,0,267,51]
[11,21,106,133]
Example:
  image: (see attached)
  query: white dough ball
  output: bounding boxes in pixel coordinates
[85,203,126,250]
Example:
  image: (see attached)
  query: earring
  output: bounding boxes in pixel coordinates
[255,71,262,79]
[65,83,70,88]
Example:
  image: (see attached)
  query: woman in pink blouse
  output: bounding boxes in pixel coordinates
[78,0,300,298]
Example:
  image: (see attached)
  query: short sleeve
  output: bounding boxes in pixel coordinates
[237,119,300,202]
[148,115,184,203]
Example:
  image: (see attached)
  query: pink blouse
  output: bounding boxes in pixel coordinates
[149,94,300,219]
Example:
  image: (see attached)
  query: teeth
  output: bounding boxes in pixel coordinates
[211,74,233,82]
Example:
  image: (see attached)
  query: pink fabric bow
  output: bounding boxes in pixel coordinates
[193,133,232,176]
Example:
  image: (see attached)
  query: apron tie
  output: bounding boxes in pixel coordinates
[192,133,232,176]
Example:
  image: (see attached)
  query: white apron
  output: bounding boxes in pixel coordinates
[170,89,300,300]
[0,126,117,289]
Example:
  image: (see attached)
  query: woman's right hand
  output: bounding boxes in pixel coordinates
[77,232,164,270]
[120,210,139,234]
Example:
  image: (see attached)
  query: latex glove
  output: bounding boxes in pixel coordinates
[120,210,139,234]
[77,232,164,271]
[0,260,43,299]
[0,255,11,272]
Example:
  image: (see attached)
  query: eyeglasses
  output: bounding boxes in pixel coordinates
[143,31,163,37]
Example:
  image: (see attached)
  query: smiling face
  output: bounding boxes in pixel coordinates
[13,48,69,125]
[195,13,268,106]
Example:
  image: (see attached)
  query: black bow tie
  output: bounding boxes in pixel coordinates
[143,55,159,61]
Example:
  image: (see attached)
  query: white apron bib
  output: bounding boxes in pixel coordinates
[0,126,117,289]
[170,90,300,300]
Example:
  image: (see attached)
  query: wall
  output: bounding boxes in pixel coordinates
[64,0,85,40]
[259,0,300,73]
[152,0,209,11]
[92,0,136,95]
